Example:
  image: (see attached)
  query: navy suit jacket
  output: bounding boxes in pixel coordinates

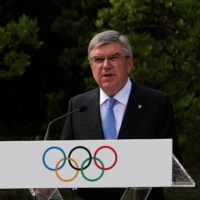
[61,81,182,200]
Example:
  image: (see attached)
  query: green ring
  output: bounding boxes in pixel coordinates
[81,157,104,182]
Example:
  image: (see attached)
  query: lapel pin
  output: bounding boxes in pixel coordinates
[138,104,142,109]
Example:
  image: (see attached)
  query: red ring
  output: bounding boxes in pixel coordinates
[94,146,117,170]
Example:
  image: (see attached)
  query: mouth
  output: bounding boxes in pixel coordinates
[103,74,113,77]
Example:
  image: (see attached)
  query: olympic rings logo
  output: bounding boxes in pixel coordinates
[42,145,118,182]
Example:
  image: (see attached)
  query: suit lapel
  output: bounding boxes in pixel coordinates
[86,88,104,139]
[85,82,148,140]
[118,82,148,139]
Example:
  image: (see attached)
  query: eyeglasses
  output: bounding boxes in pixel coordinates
[90,55,130,66]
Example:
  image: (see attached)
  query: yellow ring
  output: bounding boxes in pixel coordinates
[55,157,79,182]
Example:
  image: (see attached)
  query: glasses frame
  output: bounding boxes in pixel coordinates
[90,54,130,66]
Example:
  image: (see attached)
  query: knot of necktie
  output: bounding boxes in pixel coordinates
[107,98,117,109]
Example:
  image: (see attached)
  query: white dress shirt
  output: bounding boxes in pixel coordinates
[100,78,132,138]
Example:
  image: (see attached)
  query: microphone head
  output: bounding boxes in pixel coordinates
[79,105,87,112]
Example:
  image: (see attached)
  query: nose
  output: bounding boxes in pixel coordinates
[102,58,111,68]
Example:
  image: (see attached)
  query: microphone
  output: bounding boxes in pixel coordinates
[44,105,87,140]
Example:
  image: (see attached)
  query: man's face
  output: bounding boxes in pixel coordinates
[90,42,133,97]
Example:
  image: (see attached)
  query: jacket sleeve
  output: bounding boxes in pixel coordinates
[158,94,183,163]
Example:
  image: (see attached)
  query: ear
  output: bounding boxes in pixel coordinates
[127,57,134,73]
[90,62,95,76]
[90,62,93,70]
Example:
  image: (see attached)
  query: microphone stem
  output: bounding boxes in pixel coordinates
[44,108,80,140]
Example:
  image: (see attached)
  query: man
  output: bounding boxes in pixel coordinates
[61,30,182,200]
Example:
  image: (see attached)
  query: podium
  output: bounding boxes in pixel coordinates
[29,188,63,200]
[120,154,195,200]
[0,140,195,200]
[29,153,195,200]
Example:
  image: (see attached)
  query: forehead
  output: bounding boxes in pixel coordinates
[90,42,124,56]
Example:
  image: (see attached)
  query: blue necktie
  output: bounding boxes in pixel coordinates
[103,98,117,139]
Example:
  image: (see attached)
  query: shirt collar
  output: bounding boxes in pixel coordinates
[100,78,132,105]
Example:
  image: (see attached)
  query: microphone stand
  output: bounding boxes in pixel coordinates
[44,108,82,140]
[29,106,87,200]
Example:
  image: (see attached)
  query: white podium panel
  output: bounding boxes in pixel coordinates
[0,139,172,188]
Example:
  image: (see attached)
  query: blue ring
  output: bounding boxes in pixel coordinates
[42,146,66,171]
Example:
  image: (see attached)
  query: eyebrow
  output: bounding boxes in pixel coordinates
[92,52,121,58]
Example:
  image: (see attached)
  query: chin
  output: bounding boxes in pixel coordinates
[102,83,115,90]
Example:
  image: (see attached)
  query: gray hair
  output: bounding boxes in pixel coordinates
[88,30,132,61]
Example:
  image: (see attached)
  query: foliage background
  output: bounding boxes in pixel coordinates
[0,0,199,199]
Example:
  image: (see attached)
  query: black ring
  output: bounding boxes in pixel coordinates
[68,146,92,171]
